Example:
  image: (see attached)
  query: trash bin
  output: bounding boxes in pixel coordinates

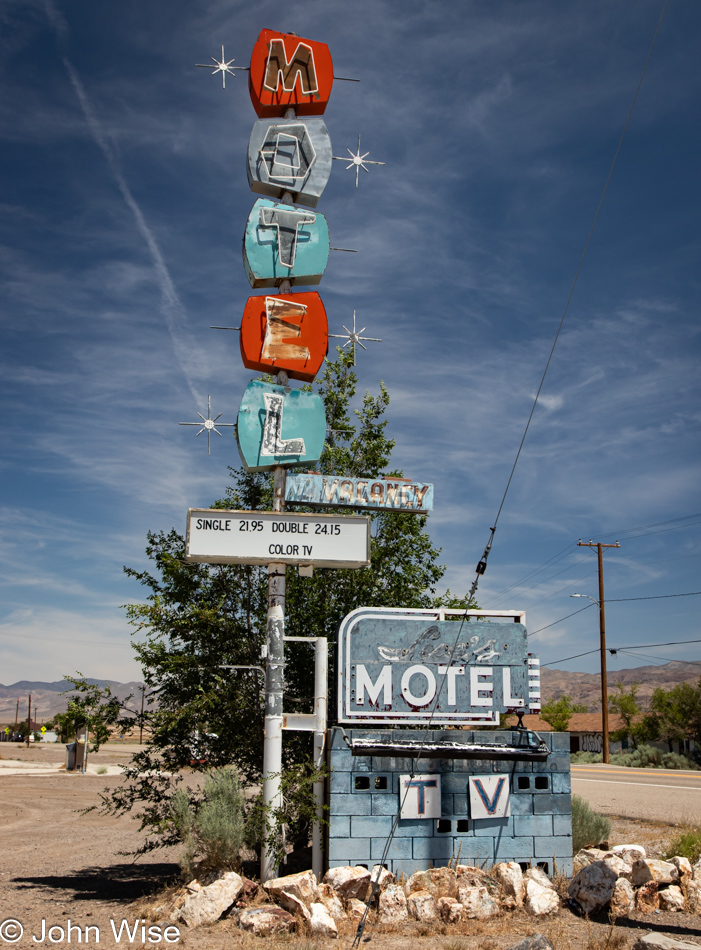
[75,737,86,770]
[65,742,77,771]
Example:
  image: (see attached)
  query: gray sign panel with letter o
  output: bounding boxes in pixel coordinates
[186,509,370,568]
[338,607,540,725]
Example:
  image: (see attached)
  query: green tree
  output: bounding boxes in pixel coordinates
[539,694,588,732]
[608,682,642,748]
[648,681,701,752]
[54,674,125,750]
[104,352,469,855]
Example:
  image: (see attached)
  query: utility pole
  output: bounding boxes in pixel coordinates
[26,694,31,748]
[577,540,621,764]
[14,698,19,736]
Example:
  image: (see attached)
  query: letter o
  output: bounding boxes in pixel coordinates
[401,665,436,707]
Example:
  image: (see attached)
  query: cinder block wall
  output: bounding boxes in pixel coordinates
[327,728,572,877]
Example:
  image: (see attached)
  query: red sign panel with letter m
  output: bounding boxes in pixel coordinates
[249,29,334,118]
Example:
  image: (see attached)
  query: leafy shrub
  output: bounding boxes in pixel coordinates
[571,751,603,764]
[611,744,699,771]
[95,765,108,775]
[663,825,701,865]
[572,794,611,853]
[170,768,245,879]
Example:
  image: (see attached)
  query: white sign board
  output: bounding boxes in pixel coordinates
[399,774,442,819]
[185,509,370,568]
[468,774,511,819]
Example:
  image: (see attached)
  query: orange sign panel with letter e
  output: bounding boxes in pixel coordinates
[249,29,334,118]
[240,292,328,382]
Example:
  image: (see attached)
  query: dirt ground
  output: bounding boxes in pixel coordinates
[2,744,701,950]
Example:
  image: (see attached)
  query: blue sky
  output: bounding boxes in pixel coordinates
[1,0,699,686]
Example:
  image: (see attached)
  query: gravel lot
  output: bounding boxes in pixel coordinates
[3,743,701,950]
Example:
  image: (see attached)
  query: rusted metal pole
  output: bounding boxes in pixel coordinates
[26,694,31,748]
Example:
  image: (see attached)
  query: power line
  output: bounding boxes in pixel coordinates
[608,592,701,602]
[542,648,599,667]
[529,602,595,635]
[481,0,669,557]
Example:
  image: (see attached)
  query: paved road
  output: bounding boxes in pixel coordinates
[572,763,701,824]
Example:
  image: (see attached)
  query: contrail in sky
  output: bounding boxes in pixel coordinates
[44,0,205,404]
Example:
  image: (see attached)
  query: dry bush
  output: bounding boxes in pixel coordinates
[585,922,628,950]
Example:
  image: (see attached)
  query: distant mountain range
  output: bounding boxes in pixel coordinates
[2,660,700,724]
[0,679,146,724]
[541,660,701,711]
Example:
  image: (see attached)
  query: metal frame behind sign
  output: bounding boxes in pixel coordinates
[186,508,370,568]
[337,606,536,726]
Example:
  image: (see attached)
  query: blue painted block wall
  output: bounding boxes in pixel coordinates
[327,728,572,877]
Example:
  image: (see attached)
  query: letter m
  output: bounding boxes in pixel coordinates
[264,39,319,95]
[355,664,391,707]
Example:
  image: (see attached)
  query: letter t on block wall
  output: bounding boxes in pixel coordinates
[399,774,441,819]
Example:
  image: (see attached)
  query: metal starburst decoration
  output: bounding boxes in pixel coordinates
[333,134,385,188]
[196,45,246,89]
[329,311,382,364]
[180,395,235,455]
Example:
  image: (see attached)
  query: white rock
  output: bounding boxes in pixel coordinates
[631,934,701,950]
[309,902,338,937]
[176,871,244,928]
[456,865,489,887]
[317,882,347,919]
[692,858,701,883]
[437,896,463,923]
[277,890,310,921]
[525,867,555,889]
[670,856,692,884]
[377,884,409,923]
[602,854,633,880]
[458,885,499,919]
[263,869,318,905]
[494,862,525,908]
[369,865,395,893]
[573,848,614,873]
[323,866,371,901]
[609,878,635,918]
[407,888,438,921]
[345,898,368,923]
[524,878,559,916]
[631,858,679,887]
[612,844,646,865]
[686,880,701,913]
[659,885,685,912]
[405,866,458,900]
[568,862,618,916]
[238,907,296,935]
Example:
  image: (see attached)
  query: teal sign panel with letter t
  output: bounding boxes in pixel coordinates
[243,197,330,288]
[236,379,326,472]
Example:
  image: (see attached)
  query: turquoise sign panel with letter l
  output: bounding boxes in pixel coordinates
[243,197,330,288]
[236,378,326,472]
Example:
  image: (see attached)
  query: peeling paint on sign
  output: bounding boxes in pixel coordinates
[285,473,434,512]
[338,607,540,725]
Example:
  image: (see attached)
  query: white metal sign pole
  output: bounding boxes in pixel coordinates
[261,172,294,880]
[312,636,328,879]
[262,412,287,882]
